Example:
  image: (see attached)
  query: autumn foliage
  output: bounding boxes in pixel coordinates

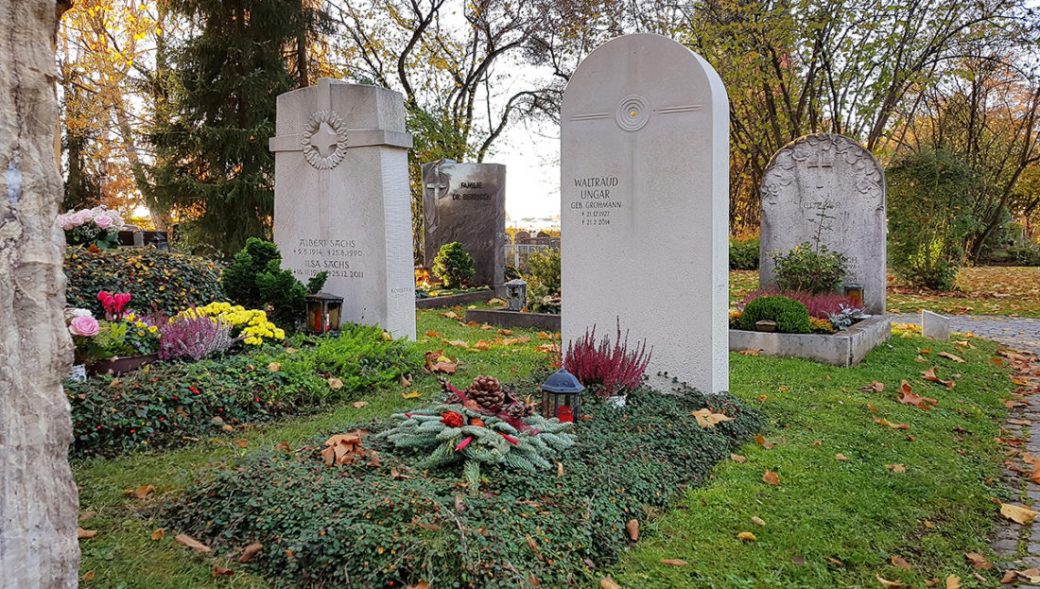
[564,320,652,397]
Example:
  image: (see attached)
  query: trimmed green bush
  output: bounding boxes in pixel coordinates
[729,237,760,270]
[64,247,224,317]
[222,238,315,327]
[432,241,475,288]
[66,324,421,457]
[163,386,762,588]
[772,242,847,294]
[738,295,812,333]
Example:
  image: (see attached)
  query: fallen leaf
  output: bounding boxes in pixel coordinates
[835,453,849,461]
[921,368,955,390]
[445,339,470,349]
[762,470,780,485]
[886,464,907,473]
[497,329,513,335]
[133,484,155,499]
[234,438,249,448]
[939,352,966,363]
[692,408,734,428]
[865,381,885,393]
[151,528,165,541]
[964,552,991,570]
[526,534,540,554]
[424,350,458,374]
[730,453,748,463]
[755,435,775,449]
[600,577,621,589]
[876,575,908,588]
[77,528,97,540]
[945,575,959,589]
[352,401,368,409]
[441,311,460,320]
[212,564,234,577]
[737,531,757,542]
[175,533,211,554]
[81,571,95,582]
[238,542,263,563]
[890,555,911,569]
[660,559,688,566]
[267,362,281,372]
[402,390,421,400]
[1001,503,1038,525]
[408,582,431,589]
[327,377,343,390]
[321,431,369,466]
[274,441,291,452]
[875,418,910,430]
[751,516,766,527]
[425,330,440,338]
[556,461,565,478]
[626,519,639,541]
[400,374,413,387]
[900,379,940,409]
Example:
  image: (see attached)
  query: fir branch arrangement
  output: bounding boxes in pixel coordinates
[376,377,574,494]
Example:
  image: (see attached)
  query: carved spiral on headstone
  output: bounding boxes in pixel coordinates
[301,110,349,170]
[615,95,651,132]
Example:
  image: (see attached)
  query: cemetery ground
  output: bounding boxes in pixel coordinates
[732,267,1040,318]
[73,307,1028,588]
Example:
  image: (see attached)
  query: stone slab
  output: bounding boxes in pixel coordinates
[759,134,887,314]
[465,309,561,332]
[423,159,506,288]
[415,290,494,309]
[921,310,952,341]
[271,79,416,339]
[561,33,730,394]
[729,315,891,367]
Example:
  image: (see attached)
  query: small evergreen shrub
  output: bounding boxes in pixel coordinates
[729,237,760,270]
[432,241,475,288]
[65,247,224,317]
[772,242,848,294]
[222,238,314,327]
[162,387,763,588]
[738,295,811,333]
[525,247,561,312]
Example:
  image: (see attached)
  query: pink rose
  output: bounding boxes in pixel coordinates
[72,210,92,226]
[93,214,113,229]
[69,315,100,337]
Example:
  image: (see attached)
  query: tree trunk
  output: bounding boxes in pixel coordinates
[0,1,81,587]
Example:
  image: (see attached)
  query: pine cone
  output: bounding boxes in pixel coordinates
[470,375,500,393]
[468,387,505,412]
[503,401,526,420]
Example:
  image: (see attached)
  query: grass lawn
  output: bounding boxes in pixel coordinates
[732,266,1040,317]
[610,330,1015,588]
[75,310,1017,588]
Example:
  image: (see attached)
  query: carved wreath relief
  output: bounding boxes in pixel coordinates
[301,110,349,170]
[760,134,884,211]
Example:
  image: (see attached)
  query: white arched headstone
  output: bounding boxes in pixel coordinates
[759,134,887,314]
[561,34,730,394]
[270,79,416,339]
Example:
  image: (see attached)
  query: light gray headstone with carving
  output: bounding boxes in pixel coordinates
[759,134,887,314]
[422,159,506,288]
[561,34,730,394]
[270,78,416,339]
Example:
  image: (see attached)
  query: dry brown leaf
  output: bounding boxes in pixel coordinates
[424,350,459,374]
[352,401,368,409]
[267,362,281,372]
[327,377,344,390]
[234,438,249,448]
[762,470,780,486]
[408,582,431,589]
[212,564,234,577]
[133,484,155,499]
[876,575,908,588]
[150,528,165,541]
[660,559,688,566]
[692,408,734,428]
[400,374,413,387]
[425,330,440,338]
[556,462,565,478]
[626,519,639,541]
[402,390,421,399]
[600,577,622,589]
[445,339,470,349]
[1001,503,1038,525]
[921,368,955,390]
[835,453,849,462]
[77,528,97,540]
[939,352,966,363]
[890,555,911,569]
[945,575,959,589]
[730,453,748,463]
[886,464,907,473]
[175,533,211,554]
[865,381,885,393]
[238,542,263,563]
[737,531,757,542]
[900,379,939,409]
[81,571,95,582]
[321,431,369,466]
[754,435,775,449]
[750,516,766,527]
[875,418,910,430]
[964,552,991,570]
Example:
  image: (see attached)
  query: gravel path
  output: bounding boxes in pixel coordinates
[888,313,1040,357]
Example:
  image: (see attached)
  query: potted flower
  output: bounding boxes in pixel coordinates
[71,292,161,376]
[57,206,124,249]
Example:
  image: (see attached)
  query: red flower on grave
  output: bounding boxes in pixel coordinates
[441,411,464,428]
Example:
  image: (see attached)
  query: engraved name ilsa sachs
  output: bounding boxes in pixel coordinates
[568,99,702,228]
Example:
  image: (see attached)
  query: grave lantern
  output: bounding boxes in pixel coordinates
[541,368,584,423]
[504,278,528,311]
[843,284,864,308]
[305,292,344,334]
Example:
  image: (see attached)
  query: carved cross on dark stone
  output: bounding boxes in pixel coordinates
[311,122,339,157]
[806,150,835,189]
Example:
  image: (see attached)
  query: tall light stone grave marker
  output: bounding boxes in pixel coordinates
[422,159,506,289]
[561,34,730,394]
[759,134,887,314]
[270,79,416,338]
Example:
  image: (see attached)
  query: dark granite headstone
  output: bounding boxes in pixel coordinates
[423,159,506,288]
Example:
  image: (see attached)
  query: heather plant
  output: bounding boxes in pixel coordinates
[740,289,855,319]
[564,320,651,397]
[158,315,236,361]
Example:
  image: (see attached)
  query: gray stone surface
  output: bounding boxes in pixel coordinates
[560,33,730,394]
[465,309,561,331]
[921,310,952,340]
[423,159,506,288]
[270,79,416,339]
[889,314,1040,357]
[729,315,891,367]
[759,134,887,314]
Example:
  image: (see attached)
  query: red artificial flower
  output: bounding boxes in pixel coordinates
[441,411,464,428]
[497,431,519,446]
[454,436,473,452]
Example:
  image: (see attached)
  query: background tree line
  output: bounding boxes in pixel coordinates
[57,0,1040,262]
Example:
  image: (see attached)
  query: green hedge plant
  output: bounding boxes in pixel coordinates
[432,241,475,288]
[729,236,760,270]
[222,238,321,327]
[64,247,224,317]
[772,242,848,294]
[738,295,812,333]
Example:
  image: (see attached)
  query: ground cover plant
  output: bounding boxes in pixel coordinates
[162,387,760,588]
[610,330,1015,588]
